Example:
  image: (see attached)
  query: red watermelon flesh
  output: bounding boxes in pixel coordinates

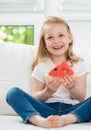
[48,60,74,79]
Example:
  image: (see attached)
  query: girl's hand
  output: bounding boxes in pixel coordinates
[46,77,62,94]
[63,75,77,89]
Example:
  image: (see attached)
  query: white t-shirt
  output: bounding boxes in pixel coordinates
[32,58,88,105]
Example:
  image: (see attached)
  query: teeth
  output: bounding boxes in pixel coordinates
[53,46,63,49]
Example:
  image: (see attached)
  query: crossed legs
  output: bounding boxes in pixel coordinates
[6,87,91,128]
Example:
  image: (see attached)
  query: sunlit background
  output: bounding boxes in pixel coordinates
[0,25,34,45]
[0,0,91,48]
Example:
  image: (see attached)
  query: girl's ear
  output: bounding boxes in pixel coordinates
[68,33,73,43]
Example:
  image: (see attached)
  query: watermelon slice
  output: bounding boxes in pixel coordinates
[47,60,75,79]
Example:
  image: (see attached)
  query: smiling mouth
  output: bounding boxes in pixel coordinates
[52,45,63,50]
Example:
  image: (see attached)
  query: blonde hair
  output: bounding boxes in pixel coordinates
[32,16,82,70]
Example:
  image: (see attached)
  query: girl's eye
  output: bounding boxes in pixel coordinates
[59,34,64,37]
[47,36,53,39]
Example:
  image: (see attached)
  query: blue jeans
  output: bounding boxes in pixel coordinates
[6,87,91,123]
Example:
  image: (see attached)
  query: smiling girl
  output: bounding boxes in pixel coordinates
[6,16,91,128]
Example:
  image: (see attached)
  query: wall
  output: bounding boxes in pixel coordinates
[68,20,91,49]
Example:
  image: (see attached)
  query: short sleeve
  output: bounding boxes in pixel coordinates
[31,64,45,83]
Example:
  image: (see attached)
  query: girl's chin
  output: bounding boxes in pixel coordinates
[52,51,64,55]
[52,53,63,57]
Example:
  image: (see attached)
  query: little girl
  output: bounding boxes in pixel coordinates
[6,16,91,128]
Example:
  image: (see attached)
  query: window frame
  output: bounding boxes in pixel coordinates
[58,0,91,21]
[0,0,45,13]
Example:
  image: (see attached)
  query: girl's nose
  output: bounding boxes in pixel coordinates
[54,38,59,44]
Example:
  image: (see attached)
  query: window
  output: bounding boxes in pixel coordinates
[0,25,34,45]
[0,0,45,45]
[58,0,91,20]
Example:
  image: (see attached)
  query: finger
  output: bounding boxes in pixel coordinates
[64,75,76,84]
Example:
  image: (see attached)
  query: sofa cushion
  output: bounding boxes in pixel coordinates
[0,42,36,115]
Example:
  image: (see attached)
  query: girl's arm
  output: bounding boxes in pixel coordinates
[31,77,62,101]
[31,78,51,101]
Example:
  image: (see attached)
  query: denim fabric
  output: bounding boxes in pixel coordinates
[6,87,91,123]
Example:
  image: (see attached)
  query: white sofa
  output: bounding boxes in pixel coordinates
[0,42,91,130]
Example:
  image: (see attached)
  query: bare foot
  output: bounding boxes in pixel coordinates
[48,114,77,128]
[48,115,65,128]
[28,115,56,128]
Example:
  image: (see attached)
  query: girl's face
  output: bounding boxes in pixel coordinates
[44,23,72,59]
